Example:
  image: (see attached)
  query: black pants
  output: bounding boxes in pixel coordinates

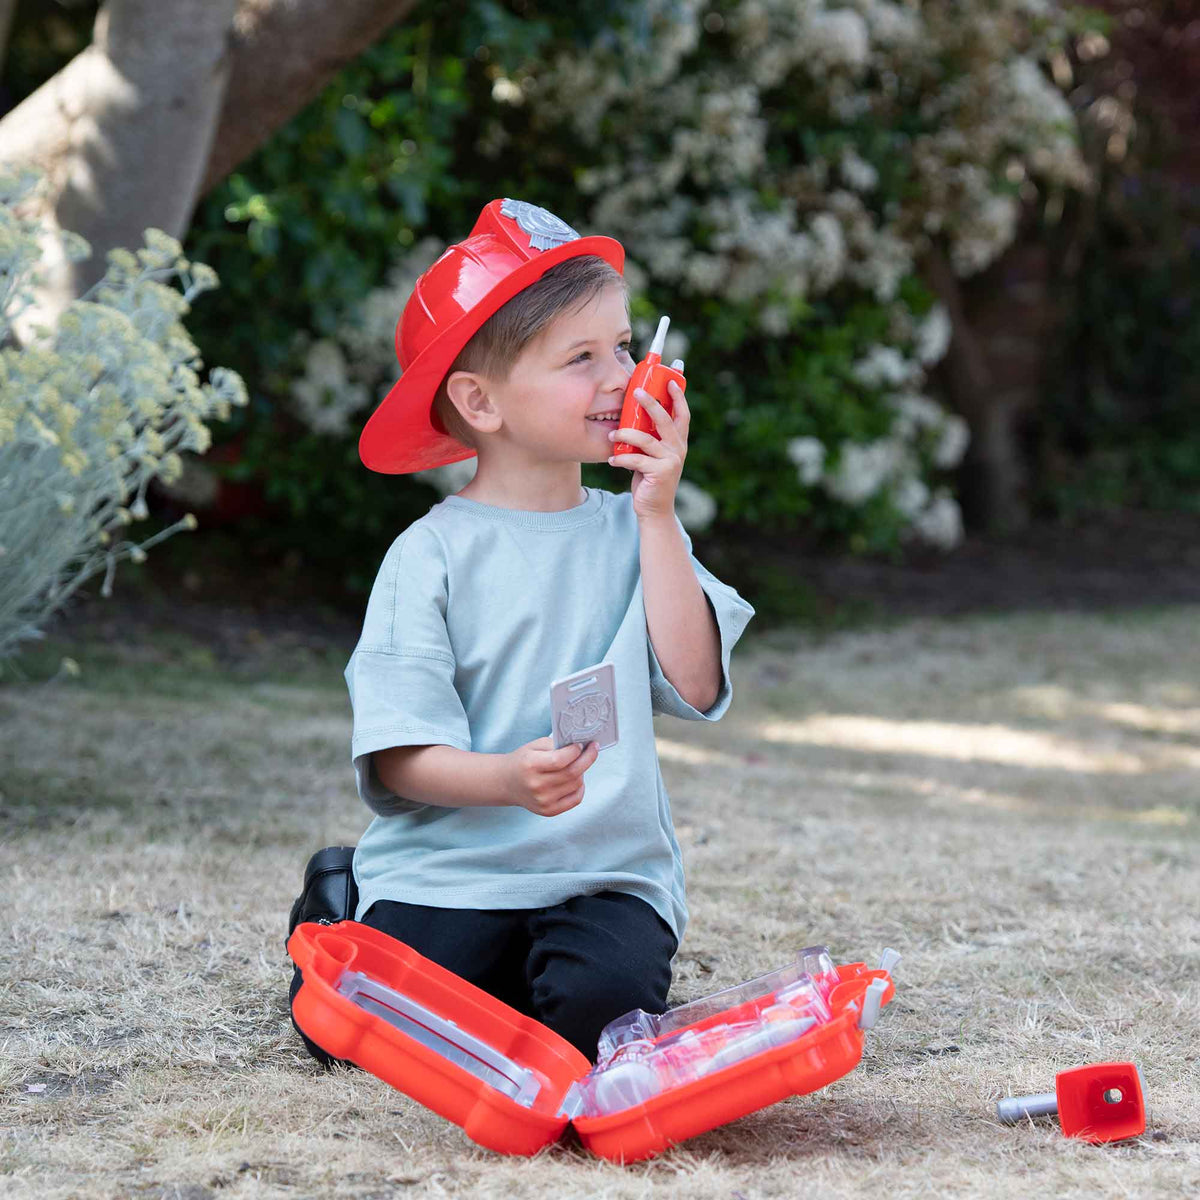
[289,890,677,1064]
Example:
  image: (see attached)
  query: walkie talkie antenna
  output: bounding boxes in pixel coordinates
[648,315,669,358]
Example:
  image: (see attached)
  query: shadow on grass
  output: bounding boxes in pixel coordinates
[1,623,349,696]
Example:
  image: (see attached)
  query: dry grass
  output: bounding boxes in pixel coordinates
[2,605,1198,1199]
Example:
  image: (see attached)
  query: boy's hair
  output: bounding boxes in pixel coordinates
[431,254,627,448]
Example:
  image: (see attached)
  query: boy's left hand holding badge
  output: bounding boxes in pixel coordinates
[608,378,690,523]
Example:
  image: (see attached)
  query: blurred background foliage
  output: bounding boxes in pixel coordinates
[1039,75,1200,518]
[5,0,1199,612]
[184,0,638,592]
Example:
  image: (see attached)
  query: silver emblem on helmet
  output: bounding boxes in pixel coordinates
[500,198,581,251]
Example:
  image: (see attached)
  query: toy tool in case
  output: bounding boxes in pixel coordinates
[288,921,898,1161]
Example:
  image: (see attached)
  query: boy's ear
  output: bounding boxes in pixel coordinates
[445,370,503,435]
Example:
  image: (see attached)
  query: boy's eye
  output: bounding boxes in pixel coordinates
[568,341,634,366]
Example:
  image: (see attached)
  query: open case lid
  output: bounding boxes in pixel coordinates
[288,921,896,1162]
[288,920,588,1155]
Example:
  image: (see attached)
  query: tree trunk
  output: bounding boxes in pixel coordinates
[201,0,418,194]
[924,241,1056,533]
[0,0,239,329]
[0,0,417,331]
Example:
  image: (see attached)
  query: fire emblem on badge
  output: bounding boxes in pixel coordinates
[557,692,612,744]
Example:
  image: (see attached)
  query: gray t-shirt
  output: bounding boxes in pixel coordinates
[345,486,755,942]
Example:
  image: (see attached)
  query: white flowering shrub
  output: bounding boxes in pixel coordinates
[0,170,247,663]
[528,0,1092,549]
[289,237,443,438]
[554,0,1088,296]
[275,0,1092,554]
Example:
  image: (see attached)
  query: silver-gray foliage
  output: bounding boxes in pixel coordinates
[0,168,247,663]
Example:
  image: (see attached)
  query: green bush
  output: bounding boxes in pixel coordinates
[189,0,1095,583]
[5,0,1106,594]
[184,2,623,586]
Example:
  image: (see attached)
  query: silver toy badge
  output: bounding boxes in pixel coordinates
[501,198,581,251]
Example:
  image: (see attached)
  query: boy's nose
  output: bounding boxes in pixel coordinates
[608,357,633,394]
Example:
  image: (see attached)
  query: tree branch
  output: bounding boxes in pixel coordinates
[200,0,420,193]
[0,0,17,79]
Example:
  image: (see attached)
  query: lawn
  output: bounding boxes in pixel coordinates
[2,604,1197,1198]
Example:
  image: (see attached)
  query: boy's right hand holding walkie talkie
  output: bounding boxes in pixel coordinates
[611,315,686,460]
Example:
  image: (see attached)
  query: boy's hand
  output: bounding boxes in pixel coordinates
[502,736,599,817]
[608,379,689,523]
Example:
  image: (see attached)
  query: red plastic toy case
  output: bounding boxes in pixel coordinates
[288,920,895,1162]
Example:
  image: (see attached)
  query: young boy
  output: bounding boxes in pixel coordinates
[288,198,754,1064]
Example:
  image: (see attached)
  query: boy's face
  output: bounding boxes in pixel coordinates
[483,282,635,464]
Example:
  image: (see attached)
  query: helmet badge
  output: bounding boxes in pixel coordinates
[500,198,581,251]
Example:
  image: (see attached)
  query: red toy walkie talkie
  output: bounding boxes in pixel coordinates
[612,315,686,459]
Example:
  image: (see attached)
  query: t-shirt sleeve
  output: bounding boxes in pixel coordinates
[344,523,470,814]
[648,516,755,721]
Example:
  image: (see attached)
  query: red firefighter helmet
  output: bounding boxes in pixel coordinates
[358,199,625,474]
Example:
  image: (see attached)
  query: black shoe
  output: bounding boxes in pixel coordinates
[289,962,351,1069]
[287,844,359,942]
[287,845,359,1071]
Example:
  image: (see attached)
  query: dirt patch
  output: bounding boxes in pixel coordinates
[16,1071,120,1099]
